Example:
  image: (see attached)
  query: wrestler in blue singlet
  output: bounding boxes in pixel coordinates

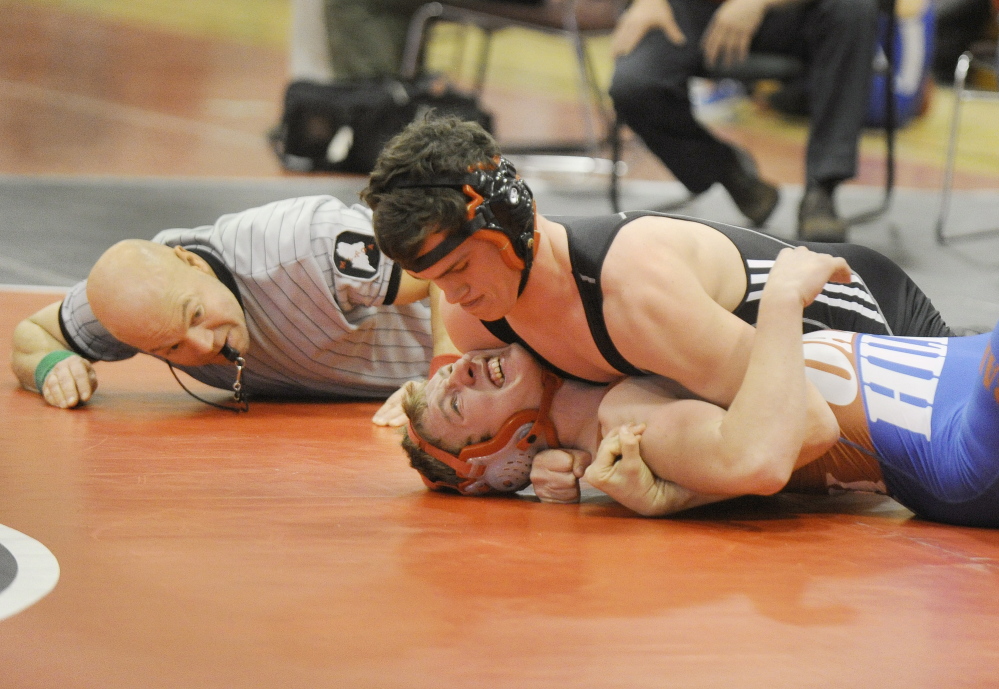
[862,326,999,527]
[797,324,999,527]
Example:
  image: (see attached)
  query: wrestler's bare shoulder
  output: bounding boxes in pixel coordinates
[603,215,745,312]
[608,215,739,262]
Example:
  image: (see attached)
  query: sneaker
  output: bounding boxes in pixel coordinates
[719,146,780,227]
[798,186,848,242]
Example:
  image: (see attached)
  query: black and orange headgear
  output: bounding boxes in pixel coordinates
[388,156,537,293]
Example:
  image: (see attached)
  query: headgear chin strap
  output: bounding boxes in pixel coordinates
[407,369,562,496]
[389,156,538,295]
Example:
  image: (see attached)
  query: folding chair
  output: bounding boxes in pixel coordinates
[934,1,999,244]
[401,0,623,171]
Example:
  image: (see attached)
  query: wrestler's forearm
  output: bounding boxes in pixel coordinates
[716,285,837,493]
[429,284,461,357]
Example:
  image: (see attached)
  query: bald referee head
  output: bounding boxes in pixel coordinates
[87,239,249,368]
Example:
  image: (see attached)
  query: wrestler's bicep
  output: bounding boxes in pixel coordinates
[603,261,754,407]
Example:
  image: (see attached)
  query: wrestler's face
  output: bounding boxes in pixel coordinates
[409,232,521,322]
[105,257,250,367]
[420,344,545,448]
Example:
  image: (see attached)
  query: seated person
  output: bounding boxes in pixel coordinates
[399,247,999,529]
[607,0,881,240]
[11,195,436,421]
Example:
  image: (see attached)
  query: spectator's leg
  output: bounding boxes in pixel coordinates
[754,0,878,240]
[609,0,779,225]
[800,0,879,191]
[324,0,427,79]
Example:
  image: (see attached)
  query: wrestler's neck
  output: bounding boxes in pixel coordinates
[549,380,605,456]
[509,214,573,315]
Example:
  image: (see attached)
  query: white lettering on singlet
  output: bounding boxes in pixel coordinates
[803,332,858,407]
[858,336,948,440]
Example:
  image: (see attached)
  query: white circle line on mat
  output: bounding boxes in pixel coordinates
[0,523,60,621]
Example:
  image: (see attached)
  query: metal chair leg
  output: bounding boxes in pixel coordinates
[934,51,999,245]
[934,52,970,245]
[401,2,445,79]
[472,30,494,93]
[609,119,621,213]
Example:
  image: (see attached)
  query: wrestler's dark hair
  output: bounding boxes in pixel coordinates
[401,433,462,490]
[361,113,501,268]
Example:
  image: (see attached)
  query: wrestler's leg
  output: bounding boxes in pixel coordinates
[799,240,955,337]
[874,327,999,527]
[951,321,999,491]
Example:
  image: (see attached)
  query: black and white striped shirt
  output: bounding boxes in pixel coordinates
[60,196,433,399]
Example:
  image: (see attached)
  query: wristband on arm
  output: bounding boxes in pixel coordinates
[33,350,76,392]
[429,353,461,377]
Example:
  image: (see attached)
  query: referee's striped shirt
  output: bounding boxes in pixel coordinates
[60,196,433,399]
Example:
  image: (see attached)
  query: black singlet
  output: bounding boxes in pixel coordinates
[481,212,953,383]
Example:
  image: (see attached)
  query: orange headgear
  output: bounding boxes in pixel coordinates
[406,369,562,496]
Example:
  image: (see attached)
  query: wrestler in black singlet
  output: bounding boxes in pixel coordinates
[481,212,954,382]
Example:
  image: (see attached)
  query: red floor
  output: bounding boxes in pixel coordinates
[4,293,999,687]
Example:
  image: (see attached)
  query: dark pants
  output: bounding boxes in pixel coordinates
[609,0,879,193]
[324,0,429,78]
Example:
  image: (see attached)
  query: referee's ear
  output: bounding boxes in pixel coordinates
[172,246,214,277]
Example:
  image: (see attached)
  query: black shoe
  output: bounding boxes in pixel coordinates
[719,146,780,228]
[798,185,848,242]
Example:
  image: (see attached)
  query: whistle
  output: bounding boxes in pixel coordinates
[220,342,241,362]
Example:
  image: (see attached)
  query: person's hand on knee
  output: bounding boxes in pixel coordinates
[702,0,768,68]
[612,0,687,57]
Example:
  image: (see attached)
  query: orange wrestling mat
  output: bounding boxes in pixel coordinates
[2,287,998,688]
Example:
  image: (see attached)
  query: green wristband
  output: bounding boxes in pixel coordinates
[34,350,76,392]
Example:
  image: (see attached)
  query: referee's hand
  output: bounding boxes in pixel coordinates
[371,384,411,426]
[41,355,98,409]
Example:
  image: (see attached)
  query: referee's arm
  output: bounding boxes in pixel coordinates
[394,273,459,357]
[371,279,459,427]
[11,301,98,408]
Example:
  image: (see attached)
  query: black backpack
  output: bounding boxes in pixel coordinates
[270,77,493,174]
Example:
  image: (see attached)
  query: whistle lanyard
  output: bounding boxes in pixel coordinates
[167,357,250,413]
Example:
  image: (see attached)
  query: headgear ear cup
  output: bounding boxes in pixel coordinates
[406,369,562,495]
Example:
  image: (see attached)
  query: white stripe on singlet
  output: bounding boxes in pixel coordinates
[744,261,887,326]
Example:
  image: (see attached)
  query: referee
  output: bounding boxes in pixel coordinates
[11,196,436,421]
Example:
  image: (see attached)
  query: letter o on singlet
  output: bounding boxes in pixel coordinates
[803,342,858,407]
